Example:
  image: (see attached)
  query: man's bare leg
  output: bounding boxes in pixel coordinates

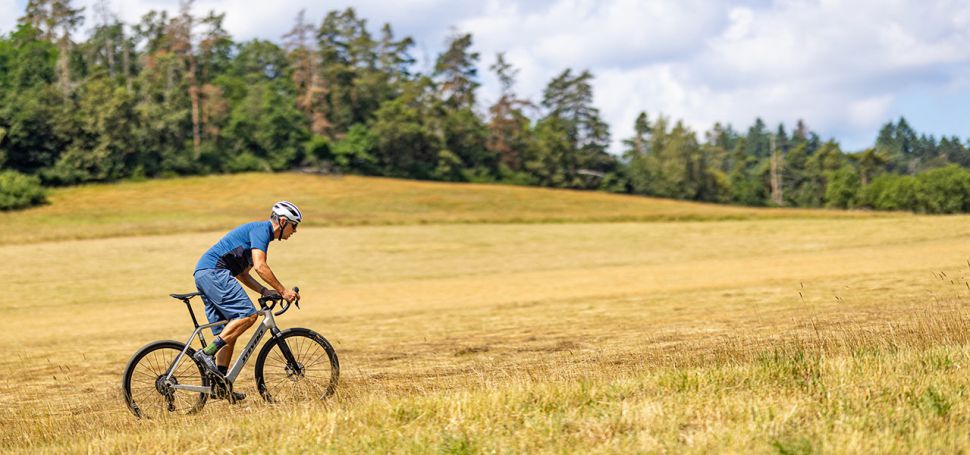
[216,344,234,370]
[219,314,258,345]
[212,315,257,366]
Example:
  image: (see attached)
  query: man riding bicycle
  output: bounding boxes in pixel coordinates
[191,201,302,401]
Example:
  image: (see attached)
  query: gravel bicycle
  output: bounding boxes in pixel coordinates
[121,287,339,418]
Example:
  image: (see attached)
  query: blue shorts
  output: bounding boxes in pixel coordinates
[194,268,257,336]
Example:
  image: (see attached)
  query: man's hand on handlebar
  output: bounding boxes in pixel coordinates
[282,288,299,303]
[261,287,281,299]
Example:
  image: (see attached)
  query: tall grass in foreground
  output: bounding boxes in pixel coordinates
[5,301,970,454]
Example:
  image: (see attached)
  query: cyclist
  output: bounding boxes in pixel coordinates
[192,201,302,400]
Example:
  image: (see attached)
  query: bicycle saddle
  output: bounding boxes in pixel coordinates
[170,292,202,300]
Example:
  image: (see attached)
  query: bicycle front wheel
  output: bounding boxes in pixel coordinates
[254,328,339,403]
[122,340,209,418]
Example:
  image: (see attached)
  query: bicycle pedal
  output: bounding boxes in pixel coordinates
[206,370,227,381]
[207,376,244,403]
[214,388,243,404]
[208,375,229,392]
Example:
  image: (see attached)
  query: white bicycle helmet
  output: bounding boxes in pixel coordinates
[272,201,303,223]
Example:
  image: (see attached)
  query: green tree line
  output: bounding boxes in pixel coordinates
[1,1,969,213]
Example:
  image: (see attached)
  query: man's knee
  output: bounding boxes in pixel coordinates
[222,313,258,339]
[231,313,257,325]
[242,313,258,327]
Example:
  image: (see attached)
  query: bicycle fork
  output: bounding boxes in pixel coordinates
[270,327,306,377]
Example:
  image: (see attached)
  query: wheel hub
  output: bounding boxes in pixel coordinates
[285,362,305,380]
[155,375,177,395]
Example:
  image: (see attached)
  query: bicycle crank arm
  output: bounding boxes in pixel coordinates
[170,384,211,394]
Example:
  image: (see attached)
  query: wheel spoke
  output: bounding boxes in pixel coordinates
[133,375,157,387]
[303,351,330,371]
[268,375,290,391]
[174,392,192,412]
[134,369,158,380]
[173,358,193,377]
[306,343,322,367]
[271,352,285,366]
[298,337,311,363]
[268,350,286,368]
[133,389,159,408]
[153,351,173,374]
[146,353,162,376]
[302,348,329,370]
[151,352,167,372]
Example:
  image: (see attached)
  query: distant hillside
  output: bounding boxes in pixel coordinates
[9,173,890,245]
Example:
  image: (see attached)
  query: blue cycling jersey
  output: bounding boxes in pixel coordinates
[195,221,273,275]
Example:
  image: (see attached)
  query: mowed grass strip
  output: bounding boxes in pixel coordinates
[8,172,890,245]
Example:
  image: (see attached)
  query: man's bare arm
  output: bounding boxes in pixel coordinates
[253,249,298,302]
[235,269,268,294]
[252,249,285,293]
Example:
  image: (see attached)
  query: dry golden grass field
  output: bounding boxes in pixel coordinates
[3,173,970,453]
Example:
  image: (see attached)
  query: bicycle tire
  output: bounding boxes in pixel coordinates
[254,328,339,403]
[122,340,209,418]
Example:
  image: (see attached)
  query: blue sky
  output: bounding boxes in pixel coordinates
[4,0,970,152]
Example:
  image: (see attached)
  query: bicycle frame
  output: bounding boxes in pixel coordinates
[163,306,283,394]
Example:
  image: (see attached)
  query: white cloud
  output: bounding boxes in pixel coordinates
[87,0,477,44]
[1,0,19,35]
[848,95,895,128]
[465,0,728,70]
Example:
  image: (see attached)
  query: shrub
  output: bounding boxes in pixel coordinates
[917,165,970,214]
[0,170,47,210]
[224,152,270,173]
[332,124,378,173]
[860,174,923,212]
[824,165,860,209]
[303,135,332,165]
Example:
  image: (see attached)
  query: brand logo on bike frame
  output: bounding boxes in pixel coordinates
[226,323,269,380]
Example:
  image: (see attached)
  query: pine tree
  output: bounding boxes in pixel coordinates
[317,8,378,134]
[486,53,533,173]
[0,25,64,175]
[376,24,414,88]
[284,10,329,136]
[19,0,85,96]
[539,69,613,188]
[744,118,771,158]
[434,32,479,110]
[622,112,651,159]
[370,77,441,179]
[853,148,888,186]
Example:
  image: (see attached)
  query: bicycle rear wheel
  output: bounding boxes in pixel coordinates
[122,340,209,418]
[254,328,339,403]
